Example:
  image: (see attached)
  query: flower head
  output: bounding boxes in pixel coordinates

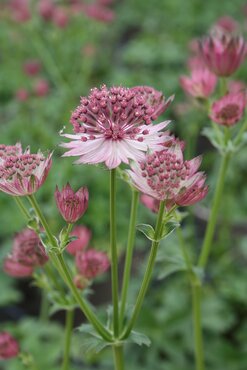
[3,228,48,278]
[0,144,22,164]
[200,32,247,77]
[67,226,91,255]
[180,67,217,98]
[23,59,41,76]
[75,249,110,279]
[0,148,52,196]
[62,85,172,169]
[210,91,247,126]
[0,332,19,360]
[55,183,89,223]
[127,144,208,207]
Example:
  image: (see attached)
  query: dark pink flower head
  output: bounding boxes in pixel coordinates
[52,7,69,28]
[200,32,247,77]
[210,91,247,126]
[9,0,31,23]
[0,144,22,164]
[67,226,91,255]
[180,67,217,99]
[127,144,208,207]
[37,0,55,21]
[55,183,89,223]
[15,88,29,102]
[61,85,172,169]
[0,332,19,360]
[75,249,110,279]
[0,149,52,196]
[4,228,48,278]
[23,60,41,76]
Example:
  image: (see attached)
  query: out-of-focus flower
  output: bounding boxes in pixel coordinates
[141,194,160,213]
[187,55,206,70]
[0,144,22,164]
[38,0,55,21]
[0,332,19,360]
[127,144,208,207]
[210,91,247,126]
[75,249,110,279]
[228,80,246,94]
[73,274,89,290]
[3,229,48,278]
[213,16,239,34]
[82,4,115,23]
[0,148,52,196]
[52,7,69,28]
[67,226,91,255]
[180,67,217,98]
[9,0,31,22]
[55,183,89,223]
[33,79,50,97]
[23,60,41,76]
[61,85,172,169]
[15,88,29,102]
[200,32,247,77]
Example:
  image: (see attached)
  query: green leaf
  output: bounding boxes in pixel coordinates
[77,324,111,353]
[157,256,187,280]
[137,223,155,241]
[158,220,180,241]
[127,330,151,347]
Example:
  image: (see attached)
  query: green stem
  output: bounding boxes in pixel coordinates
[120,190,139,327]
[176,228,192,270]
[39,289,49,322]
[113,346,124,370]
[121,200,165,339]
[14,197,30,220]
[62,309,74,370]
[56,253,112,341]
[198,153,230,268]
[191,279,205,370]
[110,169,119,337]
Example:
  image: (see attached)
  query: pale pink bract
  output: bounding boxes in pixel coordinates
[61,85,173,169]
[0,148,52,196]
[210,91,247,126]
[127,144,208,207]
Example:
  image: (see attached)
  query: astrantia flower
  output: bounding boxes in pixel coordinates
[127,144,208,207]
[61,85,172,169]
[0,143,22,164]
[75,249,110,279]
[55,183,89,223]
[210,91,247,126]
[200,32,247,77]
[4,228,48,278]
[0,148,52,196]
[67,225,91,255]
[180,67,217,98]
[0,332,19,360]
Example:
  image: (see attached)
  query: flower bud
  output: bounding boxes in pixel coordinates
[55,183,89,223]
[0,332,19,359]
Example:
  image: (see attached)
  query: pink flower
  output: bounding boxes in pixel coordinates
[67,226,91,255]
[0,144,22,164]
[55,183,89,223]
[0,148,52,196]
[210,91,247,126]
[33,79,50,97]
[213,16,239,34]
[200,32,247,77]
[23,60,41,76]
[75,249,110,279]
[9,0,31,23]
[37,0,55,21]
[52,7,69,28]
[4,229,48,278]
[141,194,160,213]
[61,85,172,169]
[0,332,19,360]
[82,4,115,23]
[180,67,217,98]
[15,88,29,102]
[127,144,208,207]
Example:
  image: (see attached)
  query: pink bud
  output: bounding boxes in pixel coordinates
[15,88,29,102]
[67,226,91,255]
[0,332,19,360]
[33,79,50,97]
[23,59,41,76]
[55,183,89,224]
[75,249,110,279]
[38,0,55,21]
[52,7,69,28]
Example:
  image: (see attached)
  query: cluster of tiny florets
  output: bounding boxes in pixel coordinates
[0,154,45,180]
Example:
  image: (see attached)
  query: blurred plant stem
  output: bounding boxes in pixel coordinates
[113,346,124,370]
[39,289,49,322]
[14,197,30,220]
[62,309,74,370]
[120,190,139,328]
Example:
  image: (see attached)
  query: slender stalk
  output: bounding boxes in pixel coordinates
[56,254,112,341]
[110,169,120,337]
[62,309,74,370]
[198,153,230,268]
[120,190,139,326]
[14,197,30,220]
[113,346,124,370]
[176,228,192,270]
[39,289,49,322]
[191,279,205,370]
[121,200,165,339]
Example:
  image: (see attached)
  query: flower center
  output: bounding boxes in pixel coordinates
[219,103,239,120]
[0,154,44,181]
